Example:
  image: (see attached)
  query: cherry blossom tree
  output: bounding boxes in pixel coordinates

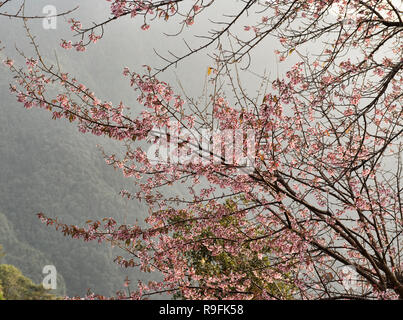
[2,0,403,299]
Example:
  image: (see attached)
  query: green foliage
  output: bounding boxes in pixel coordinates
[0,264,56,300]
[172,200,296,299]
[0,245,4,262]
[0,283,4,300]
[0,214,67,297]
[0,246,4,299]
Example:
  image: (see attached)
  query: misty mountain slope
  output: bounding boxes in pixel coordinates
[0,14,156,295]
[0,211,66,296]
[0,0,213,297]
[0,3,155,296]
[0,74,153,296]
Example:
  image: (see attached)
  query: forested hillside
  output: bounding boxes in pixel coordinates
[0,212,66,296]
[0,2,153,294]
[0,244,57,300]
[0,74,153,295]
[0,0,204,297]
